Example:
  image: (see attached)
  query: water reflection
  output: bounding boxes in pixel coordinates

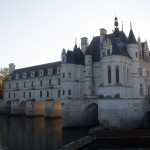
[0,116,89,150]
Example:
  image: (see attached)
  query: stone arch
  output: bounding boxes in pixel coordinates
[52,100,62,118]
[5,101,11,114]
[34,100,45,116]
[82,103,99,126]
[18,101,26,115]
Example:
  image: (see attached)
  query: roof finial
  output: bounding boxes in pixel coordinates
[75,37,77,45]
[130,20,132,29]
[122,21,124,31]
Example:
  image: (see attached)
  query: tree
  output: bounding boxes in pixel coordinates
[0,68,9,99]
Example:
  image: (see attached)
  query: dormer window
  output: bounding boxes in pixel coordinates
[57,67,61,73]
[23,72,27,78]
[39,70,44,76]
[31,71,35,77]
[48,68,52,75]
[16,74,19,79]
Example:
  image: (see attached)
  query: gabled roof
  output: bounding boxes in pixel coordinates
[7,61,61,80]
[128,29,137,44]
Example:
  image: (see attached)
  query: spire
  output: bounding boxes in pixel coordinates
[114,16,120,40]
[128,28,137,44]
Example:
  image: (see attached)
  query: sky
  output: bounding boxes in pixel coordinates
[1,0,150,69]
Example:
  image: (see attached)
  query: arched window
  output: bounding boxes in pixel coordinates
[108,66,111,83]
[116,66,119,83]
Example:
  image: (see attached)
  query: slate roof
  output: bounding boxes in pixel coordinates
[85,31,130,61]
[128,29,137,44]
[66,44,85,65]
[6,61,61,80]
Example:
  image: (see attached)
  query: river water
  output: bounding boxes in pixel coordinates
[0,115,90,150]
[1,116,150,150]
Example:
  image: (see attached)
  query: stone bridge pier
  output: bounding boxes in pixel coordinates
[45,100,62,118]
[62,98,99,128]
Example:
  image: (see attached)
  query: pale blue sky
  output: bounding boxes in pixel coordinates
[1,0,150,69]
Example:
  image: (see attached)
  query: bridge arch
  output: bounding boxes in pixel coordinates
[34,100,45,116]
[82,103,99,126]
[5,101,11,114]
[52,100,62,118]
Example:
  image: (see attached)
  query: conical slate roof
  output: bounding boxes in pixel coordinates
[128,29,137,44]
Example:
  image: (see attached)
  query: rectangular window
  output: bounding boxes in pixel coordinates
[16,82,18,88]
[29,92,31,98]
[135,52,138,58]
[107,49,110,56]
[14,92,15,98]
[68,90,71,95]
[140,84,143,95]
[63,73,65,78]
[32,81,34,87]
[8,83,11,89]
[23,92,25,98]
[9,93,10,98]
[40,91,42,98]
[58,78,61,85]
[63,90,65,95]
[40,80,42,86]
[24,82,26,88]
[49,79,51,85]
[68,72,71,78]
[47,91,49,98]
[58,90,60,97]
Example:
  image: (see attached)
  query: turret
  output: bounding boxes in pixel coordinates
[9,63,15,74]
[84,48,92,96]
[61,48,66,63]
[81,37,88,54]
[126,28,138,61]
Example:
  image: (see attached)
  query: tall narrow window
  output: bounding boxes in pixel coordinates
[107,49,110,56]
[49,79,51,85]
[68,72,71,78]
[29,92,31,98]
[40,91,42,98]
[63,73,65,78]
[140,84,143,95]
[116,66,119,83]
[24,82,26,88]
[32,81,34,87]
[23,92,25,98]
[9,93,10,98]
[108,66,111,83]
[14,92,15,98]
[63,90,65,95]
[58,90,60,97]
[9,83,11,89]
[68,90,71,95]
[16,82,18,88]
[40,80,42,86]
[58,78,61,85]
[135,52,138,58]
[47,91,49,98]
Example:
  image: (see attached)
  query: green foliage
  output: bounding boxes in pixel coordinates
[0,68,9,99]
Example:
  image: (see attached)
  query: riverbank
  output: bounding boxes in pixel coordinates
[61,127,150,150]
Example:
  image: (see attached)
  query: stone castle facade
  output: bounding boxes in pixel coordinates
[3,17,150,129]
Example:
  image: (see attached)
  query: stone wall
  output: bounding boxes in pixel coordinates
[98,99,146,129]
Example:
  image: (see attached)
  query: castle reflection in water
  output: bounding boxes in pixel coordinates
[0,116,89,150]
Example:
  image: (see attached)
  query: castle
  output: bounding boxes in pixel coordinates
[3,17,150,129]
